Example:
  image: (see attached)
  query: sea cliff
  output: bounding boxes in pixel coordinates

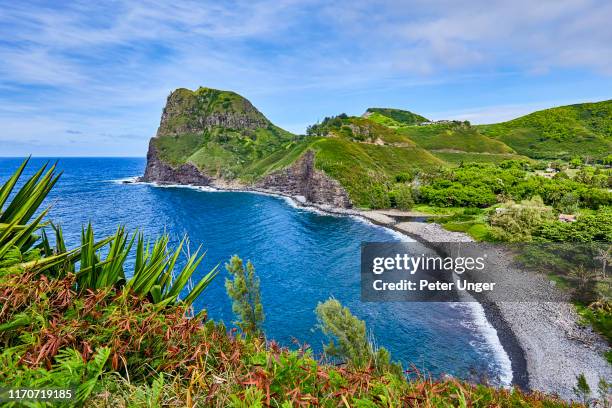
[141,87,353,208]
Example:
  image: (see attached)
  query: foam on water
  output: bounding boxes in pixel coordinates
[454,300,513,386]
[122,176,512,383]
[0,159,514,386]
[121,177,415,243]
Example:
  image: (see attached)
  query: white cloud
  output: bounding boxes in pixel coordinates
[0,0,610,155]
[426,96,606,124]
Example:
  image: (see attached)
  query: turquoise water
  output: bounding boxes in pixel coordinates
[0,157,511,384]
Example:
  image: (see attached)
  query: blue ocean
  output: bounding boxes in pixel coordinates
[0,157,511,385]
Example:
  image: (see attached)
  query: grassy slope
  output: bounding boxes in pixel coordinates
[153,127,297,180]
[478,100,612,160]
[364,107,429,126]
[153,133,205,166]
[151,91,445,206]
[432,151,530,165]
[366,109,521,159]
[296,114,444,206]
[311,137,442,206]
[397,124,515,153]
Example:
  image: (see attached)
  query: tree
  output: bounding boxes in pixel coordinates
[489,197,554,242]
[573,373,592,406]
[594,246,611,280]
[225,255,265,336]
[315,298,401,375]
[569,156,583,169]
[558,192,579,214]
[388,184,414,210]
[569,265,598,303]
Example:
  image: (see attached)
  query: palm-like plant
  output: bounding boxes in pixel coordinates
[0,158,217,307]
[127,234,217,305]
[0,158,60,261]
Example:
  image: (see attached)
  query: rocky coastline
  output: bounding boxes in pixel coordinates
[141,142,352,209]
[358,212,611,400]
[137,158,611,401]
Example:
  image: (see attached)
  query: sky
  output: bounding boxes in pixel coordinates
[1,0,611,157]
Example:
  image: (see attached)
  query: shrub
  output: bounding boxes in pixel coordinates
[489,197,554,242]
[367,184,391,209]
[315,299,400,375]
[388,184,414,210]
[225,255,265,337]
[534,209,612,242]
[394,172,413,183]
[569,157,583,168]
[419,183,497,207]
[573,373,591,405]
[558,192,579,214]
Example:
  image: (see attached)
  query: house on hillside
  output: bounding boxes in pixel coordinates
[545,163,560,173]
[558,214,576,223]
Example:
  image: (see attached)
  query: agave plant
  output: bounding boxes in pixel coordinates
[0,158,217,307]
[0,157,60,262]
[126,234,217,305]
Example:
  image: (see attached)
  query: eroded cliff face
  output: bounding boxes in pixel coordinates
[141,140,212,185]
[141,87,352,208]
[142,144,352,208]
[256,150,352,208]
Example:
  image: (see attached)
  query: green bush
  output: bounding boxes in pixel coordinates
[315,299,400,375]
[535,208,612,242]
[388,184,414,210]
[416,161,611,211]
[489,197,555,242]
[394,171,414,183]
[225,255,265,337]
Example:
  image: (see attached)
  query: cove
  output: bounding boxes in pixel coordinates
[0,157,512,385]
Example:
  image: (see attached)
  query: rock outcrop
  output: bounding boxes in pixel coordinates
[156,87,269,137]
[256,150,352,208]
[142,143,352,208]
[141,86,352,208]
[141,141,212,185]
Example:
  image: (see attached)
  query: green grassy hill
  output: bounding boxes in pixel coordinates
[307,113,416,145]
[151,87,297,179]
[478,100,612,160]
[364,107,521,158]
[149,89,443,207]
[364,107,428,127]
[397,123,515,154]
[431,151,530,165]
[310,137,442,206]
[147,87,610,209]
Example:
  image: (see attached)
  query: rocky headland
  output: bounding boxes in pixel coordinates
[141,87,353,208]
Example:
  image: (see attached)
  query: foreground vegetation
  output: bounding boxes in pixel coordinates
[1,160,590,406]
